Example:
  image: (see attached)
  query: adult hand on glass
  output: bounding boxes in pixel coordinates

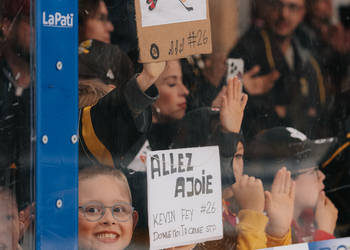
[137,61,166,92]
[242,65,280,95]
[220,77,248,133]
[315,191,338,235]
[322,24,350,54]
[232,175,265,213]
[265,167,295,238]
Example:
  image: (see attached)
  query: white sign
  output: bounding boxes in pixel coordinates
[42,12,74,28]
[140,0,207,27]
[146,146,223,250]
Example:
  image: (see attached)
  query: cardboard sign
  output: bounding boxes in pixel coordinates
[134,0,212,62]
[146,146,223,250]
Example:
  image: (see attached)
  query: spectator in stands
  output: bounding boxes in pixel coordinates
[78,0,134,88]
[78,166,138,250]
[0,0,35,220]
[197,127,294,249]
[246,127,338,243]
[94,61,247,248]
[78,60,165,168]
[78,166,196,250]
[303,0,350,89]
[229,0,326,141]
[78,0,114,44]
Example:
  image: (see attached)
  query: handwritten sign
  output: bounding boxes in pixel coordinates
[134,0,212,62]
[146,146,223,249]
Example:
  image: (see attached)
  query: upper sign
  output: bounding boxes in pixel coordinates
[146,146,223,249]
[140,0,207,27]
[135,0,212,62]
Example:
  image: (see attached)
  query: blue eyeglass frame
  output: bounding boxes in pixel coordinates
[79,201,135,222]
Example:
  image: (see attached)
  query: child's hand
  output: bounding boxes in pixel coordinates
[265,167,295,238]
[232,175,265,212]
[220,77,248,133]
[315,191,338,234]
[137,62,166,91]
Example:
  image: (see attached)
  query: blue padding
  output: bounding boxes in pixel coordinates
[35,0,78,249]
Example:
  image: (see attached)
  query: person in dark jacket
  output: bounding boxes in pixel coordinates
[229,0,326,141]
[0,0,33,213]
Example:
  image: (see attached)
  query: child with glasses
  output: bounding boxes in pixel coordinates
[246,127,338,243]
[79,166,138,250]
[79,166,195,250]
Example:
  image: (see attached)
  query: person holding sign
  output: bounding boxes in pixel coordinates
[79,60,166,168]
[123,61,249,245]
[78,0,114,44]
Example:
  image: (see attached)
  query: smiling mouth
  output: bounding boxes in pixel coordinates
[95,232,119,241]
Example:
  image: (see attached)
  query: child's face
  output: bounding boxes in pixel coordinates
[294,167,325,209]
[79,175,136,250]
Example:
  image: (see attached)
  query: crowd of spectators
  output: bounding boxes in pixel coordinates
[1,0,350,249]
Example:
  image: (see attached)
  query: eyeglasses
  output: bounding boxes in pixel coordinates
[268,0,304,13]
[79,201,134,222]
[293,167,320,178]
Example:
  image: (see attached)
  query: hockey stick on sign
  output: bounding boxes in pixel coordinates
[178,0,194,11]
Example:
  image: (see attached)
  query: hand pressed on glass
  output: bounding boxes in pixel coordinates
[265,167,296,238]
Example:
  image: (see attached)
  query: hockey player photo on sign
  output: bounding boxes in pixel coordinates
[140,0,206,27]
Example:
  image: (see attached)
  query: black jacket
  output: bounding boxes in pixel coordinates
[0,58,32,209]
[79,74,158,168]
[229,27,325,140]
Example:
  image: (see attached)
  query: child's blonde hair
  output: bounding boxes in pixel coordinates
[79,166,132,202]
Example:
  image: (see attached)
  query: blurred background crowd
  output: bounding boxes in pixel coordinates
[1,0,350,249]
